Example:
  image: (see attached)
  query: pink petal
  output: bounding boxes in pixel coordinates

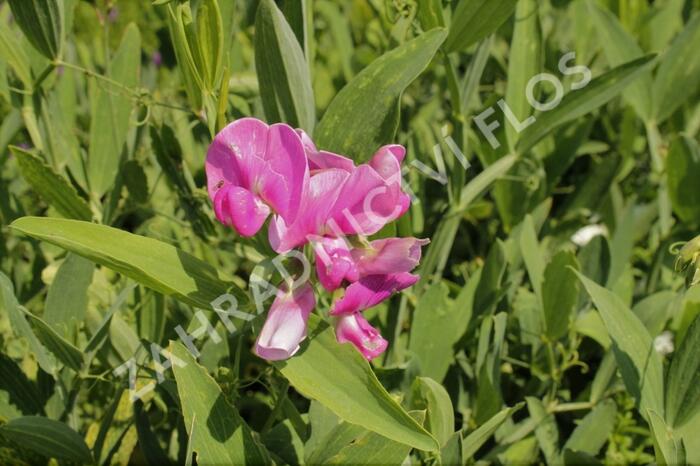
[213,185,270,237]
[296,129,355,172]
[309,235,359,291]
[335,313,388,360]
[254,283,316,361]
[330,272,420,315]
[269,169,350,253]
[206,118,268,198]
[257,123,309,223]
[354,237,430,276]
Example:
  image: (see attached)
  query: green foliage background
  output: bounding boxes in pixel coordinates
[1,0,700,464]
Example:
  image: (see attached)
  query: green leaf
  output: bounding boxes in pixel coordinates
[473,240,507,317]
[563,399,617,457]
[0,272,54,373]
[652,13,700,122]
[504,0,541,150]
[444,0,517,52]
[516,55,656,154]
[408,282,456,382]
[324,411,426,465]
[667,135,700,224]
[665,313,700,428]
[461,404,522,459]
[255,0,316,132]
[275,315,439,452]
[0,416,93,463]
[134,400,171,466]
[409,377,455,447]
[576,272,664,418]
[314,28,447,161]
[9,217,239,309]
[10,146,92,221]
[520,214,545,304]
[171,342,271,465]
[21,308,83,372]
[587,1,653,120]
[647,409,686,465]
[7,0,63,59]
[0,23,33,89]
[196,0,224,90]
[527,396,559,464]
[0,354,44,416]
[44,253,93,341]
[542,250,580,340]
[87,23,141,197]
[167,3,204,110]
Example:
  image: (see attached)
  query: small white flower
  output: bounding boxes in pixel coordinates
[654,331,674,356]
[571,224,608,247]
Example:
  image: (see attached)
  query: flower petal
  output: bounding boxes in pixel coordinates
[335,313,388,360]
[257,123,309,223]
[330,272,420,315]
[214,185,270,237]
[206,118,268,198]
[354,237,430,276]
[309,235,359,291]
[254,283,316,361]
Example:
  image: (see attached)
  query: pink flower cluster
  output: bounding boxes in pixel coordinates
[206,118,428,361]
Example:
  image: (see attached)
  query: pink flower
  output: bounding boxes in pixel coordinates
[206,118,308,237]
[352,237,429,276]
[335,312,388,360]
[254,283,316,361]
[268,143,411,253]
[309,235,359,291]
[330,272,420,315]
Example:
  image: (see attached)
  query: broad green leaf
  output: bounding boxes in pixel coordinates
[0,24,33,89]
[527,397,559,464]
[667,135,700,224]
[325,411,426,465]
[0,354,44,416]
[665,313,700,428]
[577,272,664,418]
[647,409,686,465]
[275,315,439,452]
[196,0,224,90]
[587,1,653,120]
[315,28,447,161]
[0,272,54,373]
[87,23,141,197]
[21,308,83,372]
[462,404,522,459]
[542,250,580,340]
[171,342,271,465]
[44,253,93,341]
[473,240,506,317]
[10,146,92,221]
[255,0,315,132]
[261,420,305,466]
[653,13,700,122]
[563,399,617,456]
[134,400,171,466]
[7,0,63,59]
[444,0,517,52]
[9,217,239,309]
[504,0,541,150]
[306,420,365,464]
[417,0,446,30]
[409,282,455,382]
[516,55,656,154]
[0,416,92,463]
[409,377,454,447]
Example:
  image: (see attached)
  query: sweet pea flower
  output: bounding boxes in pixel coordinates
[268,141,411,253]
[206,118,308,237]
[254,282,316,361]
[335,312,388,360]
[309,235,359,291]
[330,272,420,315]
